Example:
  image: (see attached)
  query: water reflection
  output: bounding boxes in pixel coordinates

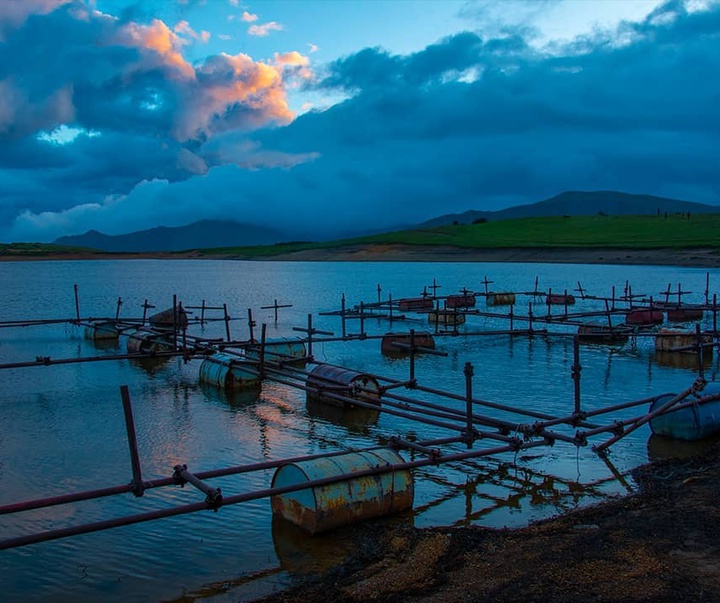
[200,382,261,410]
[305,396,380,433]
[647,433,720,461]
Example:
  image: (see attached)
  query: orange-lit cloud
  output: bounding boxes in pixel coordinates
[117,19,195,79]
[174,20,211,43]
[242,11,258,22]
[248,21,283,36]
[273,51,313,80]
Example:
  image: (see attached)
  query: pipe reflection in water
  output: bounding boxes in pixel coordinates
[654,350,713,371]
[306,395,379,433]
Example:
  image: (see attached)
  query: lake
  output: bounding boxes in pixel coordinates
[1,259,718,602]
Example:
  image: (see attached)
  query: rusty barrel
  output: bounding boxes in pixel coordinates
[428,310,465,326]
[126,328,173,354]
[665,307,704,322]
[306,364,380,408]
[625,309,663,326]
[84,320,119,340]
[199,353,261,390]
[148,306,188,331]
[650,382,720,441]
[270,448,413,533]
[381,331,435,355]
[577,323,630,345]
[245,337,307,365]
[546,294,575,305]
[486,292,515,306]
[655,329,713,355]
[446,294,476,309]
[397,297,434,311]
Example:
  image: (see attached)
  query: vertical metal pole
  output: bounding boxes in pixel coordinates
[259,323,267,379]
[664,283,671,305]
[142,299,149,326]
[534,276,539,297]
[611,286,616,311]
[180,303,187,354]
[464,362,474,449]
[409,328,416,383]
[564,289,569,319]
[605,300,613,330]
[120,385,144,497]
[273,299,279,323]
[528,302,534,334]
[115,297,122,321]
[377,284,382,305]
[509,303,514,332]
[572,335,582,414]
[172,295,178,350]
[360,301,365,337]
[547,288,552,318]
[713,294,717,338]
[341,294,347,339]
[73,284,80,323]
[696,323,705,380]
[223,304,231,342]
[247,308,255,342]
[200,300,206,326]
[706,272,710,305]
[307,314,313,359]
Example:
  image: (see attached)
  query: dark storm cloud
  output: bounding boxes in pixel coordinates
[3,0,720,242]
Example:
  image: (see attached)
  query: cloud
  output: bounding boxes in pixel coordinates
[3,0,720,244]
[174,20,211,43]
[248,21,283,36]
[242,11,258,22]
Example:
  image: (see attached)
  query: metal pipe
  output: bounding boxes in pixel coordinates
[120,386,144,497]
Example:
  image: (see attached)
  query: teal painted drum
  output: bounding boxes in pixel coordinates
[126,329,173,354]
[306,364,381,408]
[270,448,413,533]
[245,337,307,365]
[650,382,720,441]
[84,321,119,340]
[199,353,261,390]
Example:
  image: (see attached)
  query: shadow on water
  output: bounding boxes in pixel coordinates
[199,381,262,410]
[305,395,379,434]
[647,432,720,461]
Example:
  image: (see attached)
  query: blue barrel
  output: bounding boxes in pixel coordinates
[84,321,119,340]
[650,382,720,441]
[199,353,261,390]
[270,449,413,533]
[245,337,307,365]
[126,329,173,354]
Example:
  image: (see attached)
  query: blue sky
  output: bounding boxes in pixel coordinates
[0,0,718,242]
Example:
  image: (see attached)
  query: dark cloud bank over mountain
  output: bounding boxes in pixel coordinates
[2,1,719,242]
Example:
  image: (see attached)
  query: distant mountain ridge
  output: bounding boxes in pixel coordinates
[54,220,287,252]
[418,191,719,228]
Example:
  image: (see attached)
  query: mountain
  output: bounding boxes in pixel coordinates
[54,220,287,252]
[418,191,719,228]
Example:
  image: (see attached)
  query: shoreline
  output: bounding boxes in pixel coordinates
[2,244,720,267]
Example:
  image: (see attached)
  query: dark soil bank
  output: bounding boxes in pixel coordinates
[259,444,720,602]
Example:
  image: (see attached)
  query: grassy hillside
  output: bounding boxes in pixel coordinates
[0,242,95,257]
[204,213,720,256]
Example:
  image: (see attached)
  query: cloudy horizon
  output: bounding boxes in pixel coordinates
[1,0,719,243]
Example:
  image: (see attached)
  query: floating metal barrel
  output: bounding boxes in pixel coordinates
[665,307,704,322]
[446,294,476,309]
[625,309,663,326]
[126,329,173,354]
[577,323,630,345]
[398,297,434,312]
[381,331,436,355]
[649,383,720,441]
[306,364,381,408]
[428,310,465,326]
[270,449,413,534]
[546,294,575,305]
[245,337,307,365]
[655,329,713,355]
[486,292,516,306]
[84,320,119,341]
[148,307,188,331]
[199,353,261,390]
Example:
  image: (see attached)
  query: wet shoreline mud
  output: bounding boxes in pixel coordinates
[259,444,720,602]
[2,245,720,267]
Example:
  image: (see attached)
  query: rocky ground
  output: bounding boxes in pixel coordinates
[259,443,720,602]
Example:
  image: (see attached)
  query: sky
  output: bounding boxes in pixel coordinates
[1,0,719,242]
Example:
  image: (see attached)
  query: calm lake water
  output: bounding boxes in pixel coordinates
[1,259,718,602]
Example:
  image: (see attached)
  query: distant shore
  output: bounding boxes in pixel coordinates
[2,244,720,267]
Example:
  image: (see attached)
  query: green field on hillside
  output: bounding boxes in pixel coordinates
[205,213,720,256]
